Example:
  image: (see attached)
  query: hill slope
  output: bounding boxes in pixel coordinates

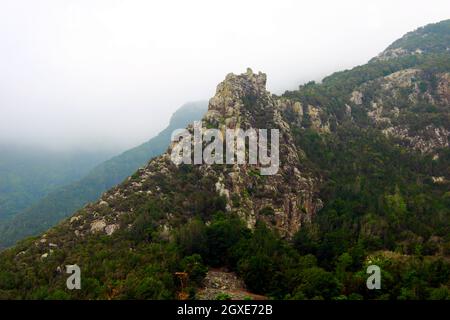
[0,146,113,221]
[0,102,207,249]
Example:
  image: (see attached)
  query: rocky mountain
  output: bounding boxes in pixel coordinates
[0,101,207,249]
[0,20,448,300]
[198,69,322,236]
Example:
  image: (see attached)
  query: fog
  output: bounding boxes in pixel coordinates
[1,0,449,153]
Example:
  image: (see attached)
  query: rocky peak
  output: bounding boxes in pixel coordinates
[199,69,322,235]
[205,68,270,129]
[214,68,268,104]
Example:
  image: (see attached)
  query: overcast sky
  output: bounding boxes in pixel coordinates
[1,0,449,152]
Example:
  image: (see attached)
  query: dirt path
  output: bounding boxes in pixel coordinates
[197,269,268,300]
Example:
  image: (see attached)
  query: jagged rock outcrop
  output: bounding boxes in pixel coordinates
[196,68,322,235]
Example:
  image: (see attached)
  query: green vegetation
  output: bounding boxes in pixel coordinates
[1,200,447,300]
[387,19,450,54]
[215,293,232,300]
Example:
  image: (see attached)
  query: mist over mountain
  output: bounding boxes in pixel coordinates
[0,101,207,249]
[1,1,449,152]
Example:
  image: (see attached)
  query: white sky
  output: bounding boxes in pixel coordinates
[0,0,449,152]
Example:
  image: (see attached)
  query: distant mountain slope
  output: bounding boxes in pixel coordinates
[283,19,450,155]
[0,101,207,249]
[379,19,450,59]
[0,146,113,221]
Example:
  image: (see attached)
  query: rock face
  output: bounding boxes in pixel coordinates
[437,72,450,105]
[197,68,322,235]
[171,69,323,235]
[374,47,411,61]
[347,68,450,154]
[202,270,246,291]
[90,219,106,233]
